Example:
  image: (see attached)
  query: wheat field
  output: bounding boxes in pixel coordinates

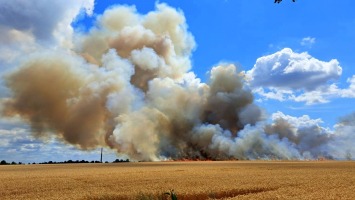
[0,161,354,199]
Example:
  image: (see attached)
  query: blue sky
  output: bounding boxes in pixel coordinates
[77,0,355,126]
[0,0,354,163]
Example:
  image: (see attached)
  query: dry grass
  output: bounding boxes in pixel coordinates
[0,161,354,199]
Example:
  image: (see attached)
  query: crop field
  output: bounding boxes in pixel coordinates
[0,161,354,199]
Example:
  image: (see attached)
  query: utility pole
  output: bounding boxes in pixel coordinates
[100,148,103,163]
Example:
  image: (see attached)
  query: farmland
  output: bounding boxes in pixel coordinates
[0,161,354,199]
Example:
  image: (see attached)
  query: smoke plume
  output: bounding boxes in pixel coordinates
[1,3,353,161]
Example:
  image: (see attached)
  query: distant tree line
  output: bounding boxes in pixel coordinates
[1,160,23,165]
[113,158,130,163]
[38,160,103,164]
[0,159,130,165]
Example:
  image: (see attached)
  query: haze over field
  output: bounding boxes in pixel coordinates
[0,0,354,162]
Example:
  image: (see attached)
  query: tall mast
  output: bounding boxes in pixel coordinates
[100,148,103,163]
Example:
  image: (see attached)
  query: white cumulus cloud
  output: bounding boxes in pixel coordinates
[247,48,342,90]
[0,0,94,67]
[0,0,93,44]
[301,36,316,48]
[246,48,355,104]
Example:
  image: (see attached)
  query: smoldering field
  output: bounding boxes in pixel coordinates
[0,161,354,200]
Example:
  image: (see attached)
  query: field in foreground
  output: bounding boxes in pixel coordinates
[0,161,354,200]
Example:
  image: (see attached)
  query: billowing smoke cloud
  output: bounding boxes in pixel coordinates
[265,112,333,159]
[1,3,353,161]
[327,112,355,160]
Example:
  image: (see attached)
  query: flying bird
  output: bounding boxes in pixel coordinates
[274,0,296,3]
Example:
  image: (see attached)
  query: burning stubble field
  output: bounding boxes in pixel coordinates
[0,161,354,200]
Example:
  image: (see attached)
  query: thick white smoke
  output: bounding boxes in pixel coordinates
[1,3,353,161]
[327,113,355,160]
